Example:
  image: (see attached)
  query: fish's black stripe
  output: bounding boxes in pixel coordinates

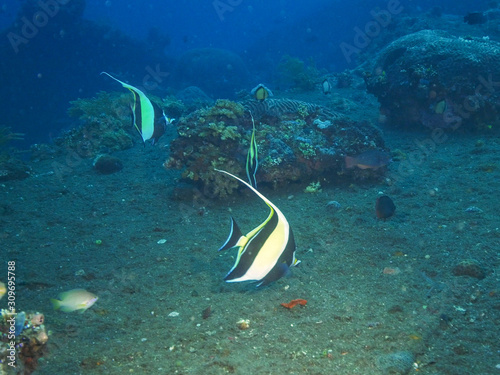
[132,90,142,134]
[224,211,281,281]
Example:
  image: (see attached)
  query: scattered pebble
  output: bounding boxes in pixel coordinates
[326,200,342,209]
[383,267,401,275]
[464,206,483,213]
[236,319,250,330]
[93,154,123,174]
[452,259,485,279]
[428,188,438,196]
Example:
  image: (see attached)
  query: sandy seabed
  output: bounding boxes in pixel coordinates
[1,125,499,375]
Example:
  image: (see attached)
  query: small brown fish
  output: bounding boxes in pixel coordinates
[202,305,212,319]
[345,150,391,170]
[376,195,396,220]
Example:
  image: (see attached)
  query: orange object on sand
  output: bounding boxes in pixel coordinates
[280,299,307,309]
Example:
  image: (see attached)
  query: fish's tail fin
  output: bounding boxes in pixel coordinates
[218,217,243,251]
[344,156,355,169]
[50,299,61,310]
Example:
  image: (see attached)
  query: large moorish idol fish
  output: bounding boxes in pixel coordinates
[101,72,173,144]
[216,169,300,287]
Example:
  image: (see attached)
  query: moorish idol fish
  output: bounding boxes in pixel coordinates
[216,169,300,287]
[246,112,258,188]
[322,78,332,95]
[101,72,172,144]
[251,84,273,102]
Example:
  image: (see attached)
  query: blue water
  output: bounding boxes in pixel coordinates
[0,0,490,146]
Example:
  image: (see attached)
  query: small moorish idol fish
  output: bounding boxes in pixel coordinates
[101,72,168,144]
[216,169,300,287]
[322,78,332,95]
[246,112,258,188]
[251,83,273,101]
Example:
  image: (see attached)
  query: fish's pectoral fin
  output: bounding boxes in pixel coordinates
[218,217,244,251]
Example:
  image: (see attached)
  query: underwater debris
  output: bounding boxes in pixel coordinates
[281,299,307,309]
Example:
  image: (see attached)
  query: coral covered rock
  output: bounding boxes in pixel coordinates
[165,98,387,197]
[0,309,49,374]
[365,30,500,131]
[59,92,136,158]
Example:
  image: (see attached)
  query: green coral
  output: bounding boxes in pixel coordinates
[161,96,186,118]
[101,128,134,150]
[61,91,135,157]
[68,91,127,120]
[298,142,316,159]
[304,181,322,193]
[199,122,241,140]
[200,99,244,120]
[297,104,309,118]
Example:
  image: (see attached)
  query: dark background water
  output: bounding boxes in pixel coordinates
[0,0,491,147]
